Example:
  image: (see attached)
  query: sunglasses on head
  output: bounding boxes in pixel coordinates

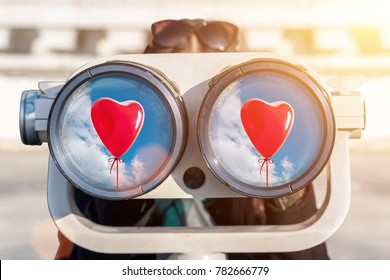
[151,19,239,51]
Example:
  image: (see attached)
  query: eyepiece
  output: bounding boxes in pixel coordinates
[19,90,42,146]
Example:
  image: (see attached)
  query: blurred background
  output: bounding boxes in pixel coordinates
[0,0,389,259]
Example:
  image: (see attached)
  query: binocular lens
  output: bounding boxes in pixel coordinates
[198,59,335,197]
[48,57,335,200]
[49,63,186,200]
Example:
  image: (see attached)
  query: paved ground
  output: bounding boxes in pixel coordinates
[327,140,390,259]
[0,143,56,259]
[0,139,389,260]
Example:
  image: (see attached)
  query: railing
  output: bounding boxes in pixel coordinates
[1,0,390,75]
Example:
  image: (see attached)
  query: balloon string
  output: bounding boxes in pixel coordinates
[108,157,124,190]
[258,158,274,188]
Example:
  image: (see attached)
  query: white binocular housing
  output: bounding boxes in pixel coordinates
[19,53,365,255]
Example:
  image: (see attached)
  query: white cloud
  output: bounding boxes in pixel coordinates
[61,86,115,186]
[281,156,295,181]
[128,155,146,183]
[125,144,169,182]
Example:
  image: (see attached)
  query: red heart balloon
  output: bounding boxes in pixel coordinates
[240,98,294,158]
[91,98,144,157]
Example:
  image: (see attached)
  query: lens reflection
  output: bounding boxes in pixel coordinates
[208,71,324,187]
[59,74,174,192]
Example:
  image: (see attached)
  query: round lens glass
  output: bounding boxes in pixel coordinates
[208,71,324,187]
[198,59,336,198]
[59,74,174,195]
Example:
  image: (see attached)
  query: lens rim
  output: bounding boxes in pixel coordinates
[48,61,187,200]
[198,58,336,198]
